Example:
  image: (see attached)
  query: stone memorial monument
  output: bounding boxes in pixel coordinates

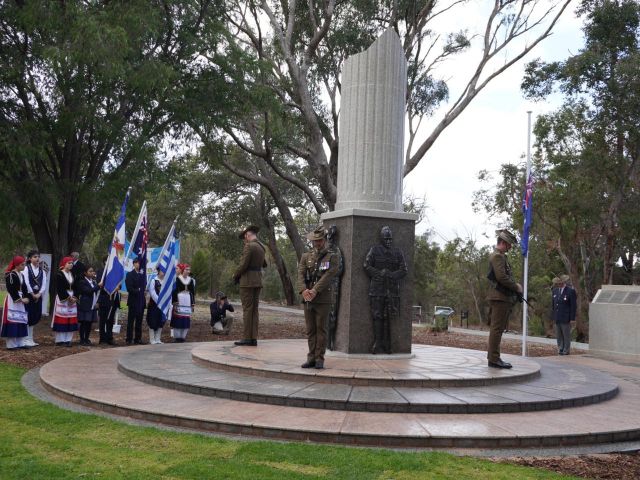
[321,29,418,354]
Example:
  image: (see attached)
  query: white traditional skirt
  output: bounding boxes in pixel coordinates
[170,291,192,330]
[1,294,28,339]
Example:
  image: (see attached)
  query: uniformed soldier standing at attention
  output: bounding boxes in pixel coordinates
[297,227,340,369]
[486,229,523,369]
[233,225,267,346]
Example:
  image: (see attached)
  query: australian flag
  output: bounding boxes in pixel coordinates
[103,189,130,294]
[521,173,534,257]
[157,222,177,321]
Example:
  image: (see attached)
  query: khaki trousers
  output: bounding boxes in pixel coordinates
[487,300,513,363]
[240,287,261,340]
[304,302,330,362]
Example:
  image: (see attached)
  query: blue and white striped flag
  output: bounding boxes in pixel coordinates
[103,188,130,294]
[157,222,178,321]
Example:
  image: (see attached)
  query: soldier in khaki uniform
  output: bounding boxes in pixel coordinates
[233,225,267,346]
[486,229,522,369]
[297,227,340,369]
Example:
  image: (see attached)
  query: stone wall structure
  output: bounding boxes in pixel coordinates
[321,29,418,354]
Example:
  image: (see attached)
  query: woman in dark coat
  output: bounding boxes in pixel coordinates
[76,265,102,346]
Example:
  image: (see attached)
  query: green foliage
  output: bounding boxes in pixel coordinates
[0,0,229,260]
[0,362,578,479]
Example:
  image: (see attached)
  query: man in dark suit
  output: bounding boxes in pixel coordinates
[125,257,146,345]
[233,225,267,346]
[70,251,86,293]
[552,274,577,355]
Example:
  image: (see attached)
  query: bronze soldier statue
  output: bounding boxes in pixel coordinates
[364,226,407,354]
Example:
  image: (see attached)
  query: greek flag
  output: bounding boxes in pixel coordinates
[103,189,130,294]
[157,222,178,321]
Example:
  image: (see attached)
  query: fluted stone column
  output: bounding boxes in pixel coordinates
[321,29,418,355]
[335,28,406,212]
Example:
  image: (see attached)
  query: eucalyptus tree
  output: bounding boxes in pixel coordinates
[0,0,230,263]
[217,0,571,214]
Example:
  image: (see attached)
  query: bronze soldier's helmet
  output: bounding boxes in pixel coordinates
[380,226,393,239]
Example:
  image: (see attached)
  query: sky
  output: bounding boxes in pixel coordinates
[402,1,585,246]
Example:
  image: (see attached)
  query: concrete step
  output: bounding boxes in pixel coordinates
[191,340,542,388]
[37,345,640,449]
[117,345,618,414]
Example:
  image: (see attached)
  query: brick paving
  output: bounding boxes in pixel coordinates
[38,341,640,450]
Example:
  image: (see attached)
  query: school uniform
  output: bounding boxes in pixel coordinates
[76,276,100,345]
[1,271,29,349]
[23,263,46,346]
[125,269,146,344]
[146,278,166,344]
[96,268,120,345]
[171,276,195,341]
[51,270,78,345]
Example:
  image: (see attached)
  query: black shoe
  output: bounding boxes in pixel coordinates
[66,342,73,347]
[134,340,146,345]
[250,339,257,346]
[314,361,324,369]
[488,359,512,369]
[234,339,252,346]
[55,342,63,347]
[301,360,316,368]
[106,339,116,346]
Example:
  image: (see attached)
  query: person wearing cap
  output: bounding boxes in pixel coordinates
[22,249,46,347]
[210,291,234,335]
[552,274,577,355]
[52,256,78,347]
[297,226,340,369]
[171,263,195,342]
[1,256,30,349]
[486,229,523,369]
[233,226,267,346]
[125,257,146,344]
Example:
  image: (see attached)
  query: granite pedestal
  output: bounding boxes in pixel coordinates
[322,209,418,354]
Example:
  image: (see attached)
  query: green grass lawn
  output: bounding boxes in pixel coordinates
[0,363,579,480]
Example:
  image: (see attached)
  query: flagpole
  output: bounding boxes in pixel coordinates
[522,111,532,357]
[101,187,131,284]
[125,200,147,260]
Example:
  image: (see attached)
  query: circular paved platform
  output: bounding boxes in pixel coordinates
[35,341,640,450]
[190,340,541,387]
[116,341,617,414]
